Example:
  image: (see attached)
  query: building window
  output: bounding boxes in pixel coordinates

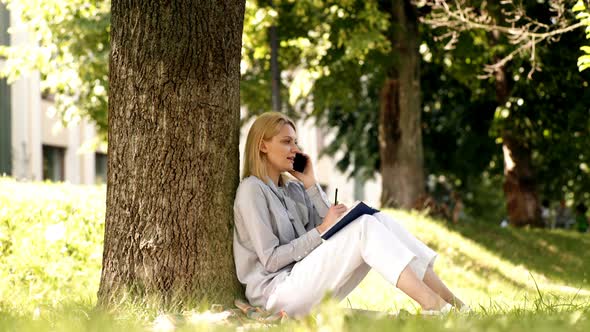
[42,145,65,182]
[95,152,107,184]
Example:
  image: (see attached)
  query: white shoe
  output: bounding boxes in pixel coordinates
[459,305,472,313]
[421,303,453,316]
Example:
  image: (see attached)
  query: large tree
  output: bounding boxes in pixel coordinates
[97,0,245,307]
[378,0,425,208]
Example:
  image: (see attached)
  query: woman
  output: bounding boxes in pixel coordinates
[233,112,468,317]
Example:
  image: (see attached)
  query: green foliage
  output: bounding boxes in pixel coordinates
[1,0,587,208]
[240,0,397,181]
[1,304,590,331]
[420,33,500,190]
[0,0,110,140]
[420,1,590,208]
[242,0,590,213]
[492,33,590,204]
[240,0,390,120]
[0,177,105,312]
[0,303,145,332]
[574,0,590,71]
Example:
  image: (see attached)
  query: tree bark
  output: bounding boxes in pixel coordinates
[495,67,542,227]
[501,134,543,227]
[98,0,245,307]
[379,0,425,209]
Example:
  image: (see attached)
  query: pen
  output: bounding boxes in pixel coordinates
[334,188,338,205]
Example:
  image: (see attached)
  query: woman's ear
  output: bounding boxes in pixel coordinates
[259,140,268,153]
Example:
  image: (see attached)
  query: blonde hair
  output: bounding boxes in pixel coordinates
[242,112,297,185]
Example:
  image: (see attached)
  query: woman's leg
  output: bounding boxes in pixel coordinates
[372,212,438,279]
[397,265,449,310]
[266,215,448,317]
[372,212,465,308]
[423,266,465,308]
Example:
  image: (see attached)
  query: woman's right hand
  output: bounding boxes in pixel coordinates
[317,204,348,233]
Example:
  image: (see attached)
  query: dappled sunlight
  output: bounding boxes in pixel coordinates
[454,224,589,289]
[0,177,106,312]
[0,178,589,331]
[0,0,588,329]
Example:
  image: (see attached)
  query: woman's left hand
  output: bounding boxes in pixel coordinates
[288,152,317,189]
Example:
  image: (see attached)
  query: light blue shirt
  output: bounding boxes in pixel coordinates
[233,175,331,307]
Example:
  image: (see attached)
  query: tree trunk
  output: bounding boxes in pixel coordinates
[502,134,543,227]
[0,2,11,176]
[495,67,542,227]
[379,0,425,209]
[98,0,245,307]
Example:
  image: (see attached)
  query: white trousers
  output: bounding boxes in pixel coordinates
[265,212,438,317]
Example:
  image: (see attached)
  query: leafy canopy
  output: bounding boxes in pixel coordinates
[573,0,590,71]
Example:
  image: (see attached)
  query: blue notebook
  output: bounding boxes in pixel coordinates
[320,201,380,240]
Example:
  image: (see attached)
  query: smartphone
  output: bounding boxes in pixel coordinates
[293,153,308,173]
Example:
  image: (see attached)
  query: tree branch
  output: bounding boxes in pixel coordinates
[419,0,585,78]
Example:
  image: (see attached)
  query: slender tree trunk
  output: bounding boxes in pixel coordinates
[379,0,425,209]
[269,0,281,112]
[495,67,542,227]
[98,0,245,307]
[0,3,11,175]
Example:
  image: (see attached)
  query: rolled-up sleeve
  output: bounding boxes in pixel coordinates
[305,183,331,218]
[235,183,323,273]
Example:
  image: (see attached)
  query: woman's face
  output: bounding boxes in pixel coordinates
[261,123,300,174]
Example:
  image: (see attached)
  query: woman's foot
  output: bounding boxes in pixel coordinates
[459,304,472,313]
[421,302,453,316]
[422,297,450,311]
[449,297,465,309]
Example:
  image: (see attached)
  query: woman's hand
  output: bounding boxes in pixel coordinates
[316,204,348,234]
[287,152,317,189]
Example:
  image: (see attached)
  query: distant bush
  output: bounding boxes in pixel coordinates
[0,178,106,312]
[462,175,506,224]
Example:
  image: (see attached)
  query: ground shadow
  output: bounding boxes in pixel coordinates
[447,220,590,289]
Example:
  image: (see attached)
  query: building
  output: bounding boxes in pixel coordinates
[0,3,382,206]
[0,3,106,184]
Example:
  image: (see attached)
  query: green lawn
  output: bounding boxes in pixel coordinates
[347,210,590,313]
[1,177,589,331]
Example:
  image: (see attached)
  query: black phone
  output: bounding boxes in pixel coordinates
[293,153,308,173]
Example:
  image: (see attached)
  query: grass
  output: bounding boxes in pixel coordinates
[0,178,105,313]
[1,177,589,331]
[346,210,590,313]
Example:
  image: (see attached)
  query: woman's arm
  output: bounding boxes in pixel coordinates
[235,183,322,273]
[287,152,331,218]
[305,183,331,218]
